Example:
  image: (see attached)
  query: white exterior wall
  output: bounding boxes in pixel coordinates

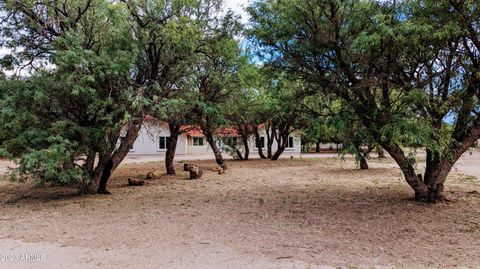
[186,137,213,155]
[128,123,302,156]
[129,123,187,155]
[249,130,302,156]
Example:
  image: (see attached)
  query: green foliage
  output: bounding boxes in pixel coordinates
[248,0,480,165]
[15,137,84,186]
[0,0,139,187]
[0,0,249,188]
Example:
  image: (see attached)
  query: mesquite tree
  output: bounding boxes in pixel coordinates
[157,97,195,175]
[191,11,246,170]
[223,64,260,160]
[331,109,376,170]
[121,0,217,175]
[248,0,480,201]
[0,0,143,194]
[256,73,309,160]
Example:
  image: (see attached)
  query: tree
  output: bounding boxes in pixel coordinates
[330,108,376,170]
[190,11,245,170]
[1,0,224,191]
[254,72,309,160]
[300,93,340,153]
[0,0,144,193]
[248,0,480,201]
[157,97,195,175]
[121,0,218,175]
[223,63,260,160]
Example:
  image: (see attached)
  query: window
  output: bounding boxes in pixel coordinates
[287,136,294,148]
[193,137,204,146]
[224,137,238,147]
[255,136,265,148]
[159,136,170,150]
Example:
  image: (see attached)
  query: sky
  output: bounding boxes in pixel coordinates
[0,0,252,59]
[224,0,252,23]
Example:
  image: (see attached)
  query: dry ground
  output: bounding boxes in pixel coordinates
[0,155,480,269]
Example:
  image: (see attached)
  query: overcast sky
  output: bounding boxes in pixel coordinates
[224,0,252,23]
[0,0,252,57]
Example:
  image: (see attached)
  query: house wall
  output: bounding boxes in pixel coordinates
[128,123,187,155]
[186,137,213,155]
[249,129,302,156]
[128,123,302,156]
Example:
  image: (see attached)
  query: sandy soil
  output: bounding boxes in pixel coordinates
[0,154,480,269]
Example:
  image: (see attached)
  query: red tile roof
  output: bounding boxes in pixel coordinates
[182,125,204,137]
[144,116,239,137]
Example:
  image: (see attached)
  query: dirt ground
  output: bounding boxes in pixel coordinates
[0,153,480,269]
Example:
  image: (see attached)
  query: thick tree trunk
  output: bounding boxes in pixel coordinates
[165,134,178,175]
[359,156,369,170]
[85,119,143,194]
[264,122,275,158]
[422,149,456,201]
[373,127,479,202]
[165,123,180,175]
[205,131,227,170]
[315,141,321,153]
[80,149,96,191]
[242,134,250,160]
[85,153,110,194]
[271,134,289,161]
[237,127,250,160]
[253,126,267,159]
[97,159,113,194]
[381,142,430,201]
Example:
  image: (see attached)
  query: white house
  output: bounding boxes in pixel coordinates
[127,118,302,157]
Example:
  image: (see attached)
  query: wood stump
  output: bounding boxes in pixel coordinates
[128,178,145,186]
[184,163,194,171]
[189,166,203,179]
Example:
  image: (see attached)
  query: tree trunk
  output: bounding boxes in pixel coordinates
[97,159,113,194]
[243,134,249,160]
[240,128,250,160]
[205,131,227,170]
[271,134,289,160]
[265,122,275,159]
[235,148,245,160]
[315,141,320,153]
[86,119,143,194]
[253,126,267,159]
[165,123,180,175]
[80,149,96,191]
[359,156,369,170]
[371,126,480,202]
[381,142,430,201]
[85,153,110,194]
[422,149,455,201]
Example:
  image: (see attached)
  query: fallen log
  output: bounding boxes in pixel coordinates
[128,178,145,186]
[146,171,160,179]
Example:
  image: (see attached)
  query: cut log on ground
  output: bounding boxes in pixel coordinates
[128,178,145,186]
[146,171,160,179]
[189,167,203,180]
[212,166,224,174]
[184,163,194,171]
